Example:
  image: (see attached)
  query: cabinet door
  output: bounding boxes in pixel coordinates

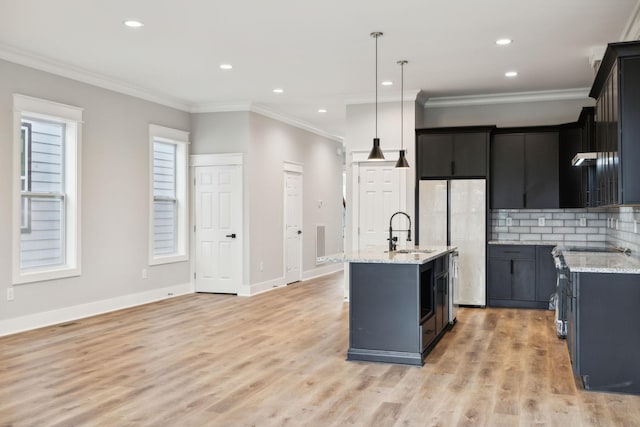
[512,259,536,301]
[559,127,583,208]
[491,134,525,208]
[418,134,453,178]
[535,246,556,303]
[452,133,487,177]
[488,258,512,299]
[525,132,559,208]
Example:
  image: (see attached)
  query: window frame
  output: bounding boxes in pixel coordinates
[12,94,83,285]
[148,124,190,265]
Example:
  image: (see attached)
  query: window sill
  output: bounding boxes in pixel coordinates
[13,266,81,285]
[149,254,189,266]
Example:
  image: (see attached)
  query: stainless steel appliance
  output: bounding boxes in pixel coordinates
[418,180,486,306]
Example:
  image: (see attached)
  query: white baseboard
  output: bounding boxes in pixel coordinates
[238,276,286,297]
[302,263,344,281]
[0,282,192,337]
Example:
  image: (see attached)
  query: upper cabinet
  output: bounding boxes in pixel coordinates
[416,127,493,179]
[491,130,559,209]
[559,107,595,208]
[590,41,640,206]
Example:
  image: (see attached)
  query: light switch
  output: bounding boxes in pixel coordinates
[579,217,587,227]
[506,217,513,226]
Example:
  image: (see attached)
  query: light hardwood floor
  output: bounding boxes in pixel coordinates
[1,271,639,426]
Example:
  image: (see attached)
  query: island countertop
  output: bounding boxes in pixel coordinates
[319,245,457,265]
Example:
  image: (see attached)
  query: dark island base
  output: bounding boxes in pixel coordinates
[347,348,423,366]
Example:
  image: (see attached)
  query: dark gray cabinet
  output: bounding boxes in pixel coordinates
[535,246,556,303]
[488,244,556,309]
[568,271,640,394]
[490,131,559,209]
[590,41,640,206]
[558,107,595,208]
[416,128,492,179]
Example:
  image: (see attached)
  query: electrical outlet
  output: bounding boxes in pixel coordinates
[538,217,545,227]
[506,217,513,227]
[259,261,264,272]
[579,217,587,227]
[7,287,14,301]
[142,268,148,279]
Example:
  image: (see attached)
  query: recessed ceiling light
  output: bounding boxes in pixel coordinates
[496,38,512,46]
[505,71,518,77]
[273,88,284,93]
[219,64,233,70]
[318,109,327,113]
[123,20,144,28]
[381,81,393,86]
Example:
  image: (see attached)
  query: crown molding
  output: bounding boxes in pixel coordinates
[190,101,253,113]
[0,42,193,112]
[423,88,591,108]
[250,104,343,142]
[0,44,344,141]
[621,0,640,41]
[344,89,421,105]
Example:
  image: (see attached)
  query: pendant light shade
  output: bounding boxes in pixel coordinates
[395,60,410,169]
[395,149,410,168]
[367,32,385,161]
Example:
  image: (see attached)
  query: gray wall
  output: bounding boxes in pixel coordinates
[248,113,343,285]
[190,111,344,289]
[420,98,595,128]
[0,59,191,323]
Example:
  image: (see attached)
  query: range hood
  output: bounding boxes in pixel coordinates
[572,152,597,167]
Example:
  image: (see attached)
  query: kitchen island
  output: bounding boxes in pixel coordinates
[321,245,457,366]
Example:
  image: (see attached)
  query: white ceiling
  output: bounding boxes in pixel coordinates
[1,0,638,138]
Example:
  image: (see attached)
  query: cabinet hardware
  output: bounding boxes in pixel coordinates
[510,259,514,274]
[451,161,456,176]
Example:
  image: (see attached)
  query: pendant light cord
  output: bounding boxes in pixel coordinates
[375,34,378,138]
[397,60,407,150]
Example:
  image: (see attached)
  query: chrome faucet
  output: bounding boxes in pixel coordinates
[388,211,412,252]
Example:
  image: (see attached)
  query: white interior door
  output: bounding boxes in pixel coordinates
[358,164,401,249]
[194,165,242,294]
[284,171,302,284]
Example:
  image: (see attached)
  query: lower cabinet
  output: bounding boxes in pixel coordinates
[568,271,640,394]
[488,245,555,309]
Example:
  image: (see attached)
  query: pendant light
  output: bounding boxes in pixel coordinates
[395,60,410,169]
[367,32,385,161]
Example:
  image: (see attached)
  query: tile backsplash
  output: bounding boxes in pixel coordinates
[491,207,640,253]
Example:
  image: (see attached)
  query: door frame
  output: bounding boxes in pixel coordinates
[190,153,244,292]
[283,161,303,284]
[350,149,406,251]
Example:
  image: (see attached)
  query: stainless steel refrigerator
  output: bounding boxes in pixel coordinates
[418,180,486,306]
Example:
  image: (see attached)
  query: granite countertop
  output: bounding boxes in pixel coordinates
[319,245,457,265]
[562,252,640,274]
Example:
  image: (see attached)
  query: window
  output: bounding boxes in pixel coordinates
[149,124,189,265]
[13,94,82,284]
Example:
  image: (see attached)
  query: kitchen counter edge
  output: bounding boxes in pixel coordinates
[318,246,457,265]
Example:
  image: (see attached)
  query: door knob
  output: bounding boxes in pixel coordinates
[297,230,302,235]
[226,233,237,238]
